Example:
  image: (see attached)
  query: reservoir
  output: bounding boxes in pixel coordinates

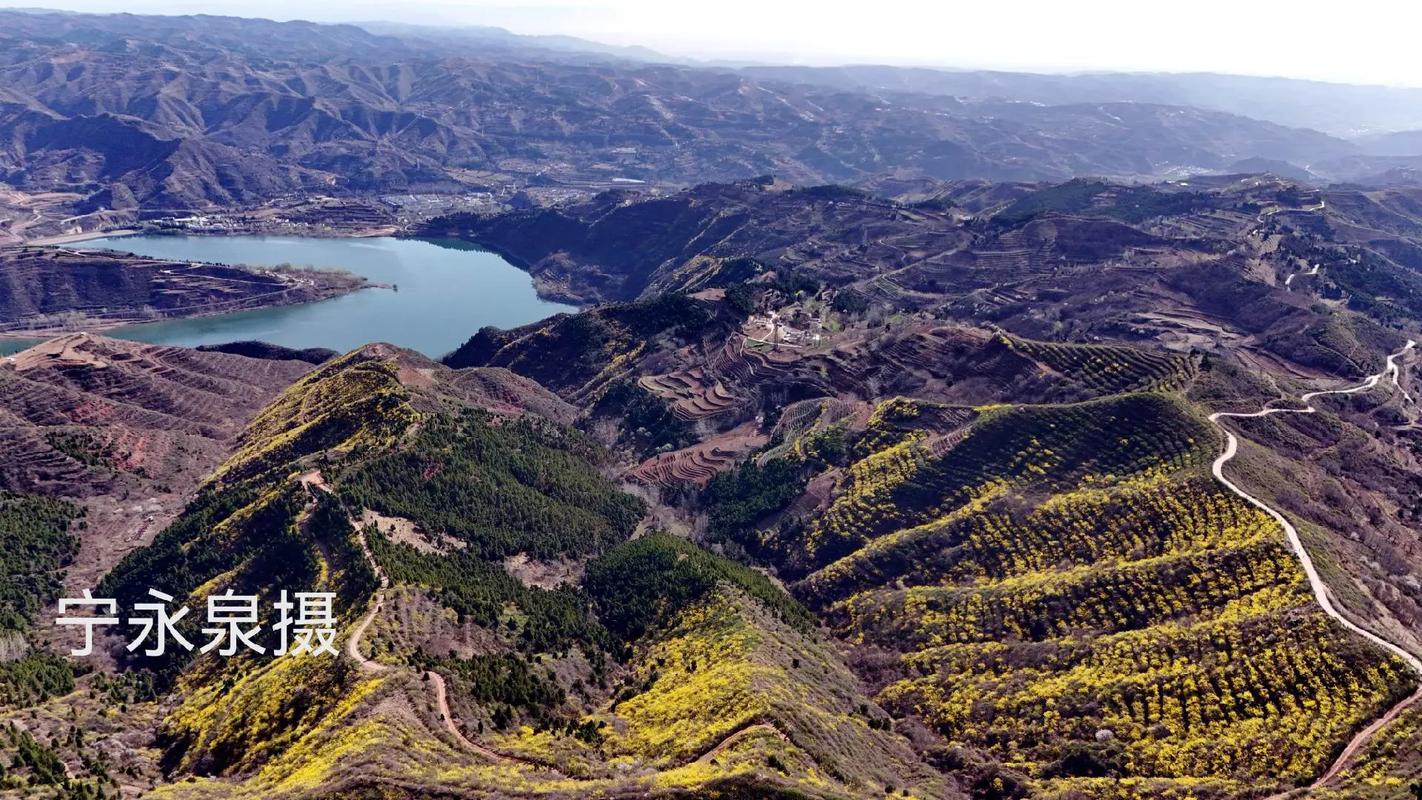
[67,235,575,357]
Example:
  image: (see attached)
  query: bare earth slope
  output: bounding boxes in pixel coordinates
[0,333,315,590]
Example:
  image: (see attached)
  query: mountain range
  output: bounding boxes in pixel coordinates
[0,10,1418,223]
[2,169,1420,798]
[3,10,1422,800]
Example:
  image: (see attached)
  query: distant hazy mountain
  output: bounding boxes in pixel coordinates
[356,20,669,63]
[1357,129,1422,156]
[0,10,1395,213]
[742,65,1422,139]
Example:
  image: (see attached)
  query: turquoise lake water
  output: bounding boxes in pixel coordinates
[20,235,574,357]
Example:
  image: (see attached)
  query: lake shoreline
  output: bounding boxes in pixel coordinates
[0,281,387,343]
[0,246,370,354]
[30,225,589,310]
[23,228,143,246]
[35,235,576,356]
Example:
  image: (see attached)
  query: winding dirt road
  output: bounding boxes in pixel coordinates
[301,470,506,761]
[342,504,510,761]
[1209,340,1422,793]
[346,525,391,672]
[693,723,790,764]
[306,470,795,775]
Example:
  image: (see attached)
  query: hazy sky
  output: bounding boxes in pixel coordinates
[15,0,1422,87]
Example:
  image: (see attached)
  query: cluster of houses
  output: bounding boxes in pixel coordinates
[745,307,823,347]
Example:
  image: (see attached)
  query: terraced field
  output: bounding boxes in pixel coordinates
[1007,336,1197,395]
[850,397,976,458]
[2,335,311,465]
[0,334,316,597]
[626,423,768,487]
[746,327,1201,411]
[776,392,1417,797]
[712,336,808,386]
[780,393,1215,574]
[758,397,865,463]
[637,368,744,422]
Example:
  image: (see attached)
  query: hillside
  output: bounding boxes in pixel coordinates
[0,335,319,794]
[426,176,1422,798]
[6,323,1420,799]
[0,10,1374,225]
[780,393,1413,796]
[0,339,958,799]
[441,288,1422,800]
[0,335,315,599]
[426,175,1419,372]
[438,176,1413,381]
[7,166,1422,798]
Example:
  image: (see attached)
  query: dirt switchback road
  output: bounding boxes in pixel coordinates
[309,470,800,775]
[300,469,506,761]
[1209,341,1422,794]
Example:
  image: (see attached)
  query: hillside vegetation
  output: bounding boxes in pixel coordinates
[65,340,946,800]
[340,409,644,560]
[0,494,80,709]
[765,391,1417,798]
[12,166,1422,799]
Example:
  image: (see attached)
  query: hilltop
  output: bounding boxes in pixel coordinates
[433,175,1411,374]
[0,341,954,799]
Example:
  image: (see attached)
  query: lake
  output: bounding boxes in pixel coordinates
[46,235,575,357]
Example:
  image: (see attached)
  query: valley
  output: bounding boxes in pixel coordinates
[3,8,1422,800]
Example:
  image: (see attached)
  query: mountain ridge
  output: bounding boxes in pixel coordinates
[0,10,1394,221]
